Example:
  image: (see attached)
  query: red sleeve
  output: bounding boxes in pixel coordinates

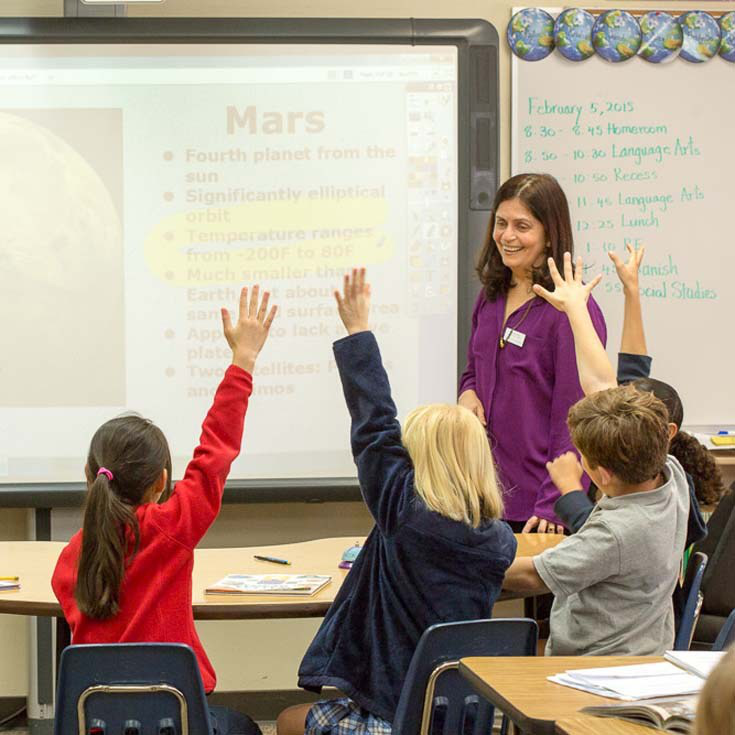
[150,365,253,547]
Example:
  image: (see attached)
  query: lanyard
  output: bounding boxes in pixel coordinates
[499,297,535,349]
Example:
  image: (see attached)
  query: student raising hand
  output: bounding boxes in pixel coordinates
[534,252,615,395]
[608,243,645,294]
[532,252,602,314]
[609,244,647,357]
[221,285,278,373]
[334,267,371,335]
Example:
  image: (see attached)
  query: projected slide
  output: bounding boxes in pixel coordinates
[0,44,458,483]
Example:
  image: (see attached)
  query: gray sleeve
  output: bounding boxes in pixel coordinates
[533,519,622,597]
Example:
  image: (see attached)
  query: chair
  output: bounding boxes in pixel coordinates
[54,643,213,735]
[392,618,538,735]
[692,483,735,648]
[673,552,708,651]
[712,608,735,652]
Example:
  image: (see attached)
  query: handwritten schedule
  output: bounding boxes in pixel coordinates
[512,52,735,424]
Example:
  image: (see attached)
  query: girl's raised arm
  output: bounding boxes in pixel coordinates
[153,286,277,547]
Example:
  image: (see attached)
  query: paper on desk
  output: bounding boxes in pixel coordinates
[549,663,705,701]
[665,651,726,679]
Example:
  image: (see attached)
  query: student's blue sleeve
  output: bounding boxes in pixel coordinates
[554,491,594,534]
[617,353,652,384]
[333,330,412,535]
[685,474,707,547]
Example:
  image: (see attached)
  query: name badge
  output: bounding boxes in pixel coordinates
[503,327,526,348]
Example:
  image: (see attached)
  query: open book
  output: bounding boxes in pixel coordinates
[205,574,331,596]
[581,696,697,733]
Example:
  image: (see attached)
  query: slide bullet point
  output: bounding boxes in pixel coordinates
[164,329,175,339]
[165,367,175,377]
[163,192,174,202]
[163,151,174,161]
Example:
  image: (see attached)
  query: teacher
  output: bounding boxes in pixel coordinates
[458,173,606,533]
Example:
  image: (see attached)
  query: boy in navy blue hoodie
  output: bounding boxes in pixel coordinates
[277,269,516,735]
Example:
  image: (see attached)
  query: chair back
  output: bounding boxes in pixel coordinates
[392,618,538,735]
[674,552,708,651]
[712,608,735,652]
[54,643,213,735]
[693,483,735,646]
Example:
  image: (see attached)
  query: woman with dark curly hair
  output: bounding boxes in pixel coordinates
[458,173,607,533]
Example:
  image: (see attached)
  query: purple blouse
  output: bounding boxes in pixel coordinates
[459,291,607,525]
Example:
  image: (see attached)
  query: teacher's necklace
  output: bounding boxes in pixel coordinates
[499,295,535,349]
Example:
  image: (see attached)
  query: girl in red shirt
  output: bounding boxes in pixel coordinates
[52,286,276,735]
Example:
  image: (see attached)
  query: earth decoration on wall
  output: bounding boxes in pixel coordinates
[678,11,721,63]
[506,8,555,61]
[508,9,735,64]
[592,10,642,63]
[638,11,683,63]
[554,9,596,61]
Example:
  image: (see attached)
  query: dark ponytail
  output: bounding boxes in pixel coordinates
[75,415,172,619]
[632,378,725,505]
[669,431,725,505]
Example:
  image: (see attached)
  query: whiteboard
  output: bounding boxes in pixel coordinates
[512,49,735,425]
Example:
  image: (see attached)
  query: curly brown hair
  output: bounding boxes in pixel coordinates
[631,378,726,504]
[669,432,725,505]
[477,173,574,301]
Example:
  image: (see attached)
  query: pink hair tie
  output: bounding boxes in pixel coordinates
[97,467,114,481]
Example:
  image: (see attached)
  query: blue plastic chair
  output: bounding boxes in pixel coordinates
[674,552,709,651]
[54,643,213,735]
[392,618,538,735]
[712,608,735,651]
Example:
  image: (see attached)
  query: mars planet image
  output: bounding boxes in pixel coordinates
[0,111,125,406]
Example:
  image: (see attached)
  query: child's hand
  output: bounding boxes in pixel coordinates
[221,285,278,373]
[458,389,487,427]
[533,252,602,314]
[334,268,371,335]
[546,451,585,495]
[608,243,645,294]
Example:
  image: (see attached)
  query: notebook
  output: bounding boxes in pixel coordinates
[205,574,331,596]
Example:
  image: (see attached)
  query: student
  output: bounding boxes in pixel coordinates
[277,268,516,735]
[550,244,721,531]
[503,254,690,655]
[694,646,735,735]
[52,286,277,735]
[546,246,713,624]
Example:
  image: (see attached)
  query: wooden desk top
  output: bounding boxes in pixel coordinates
[459,656,664,735]
[0,532,563,618]
[555,715,653,735]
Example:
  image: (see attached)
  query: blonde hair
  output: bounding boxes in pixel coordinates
[694,647,735,735]
[401,404,503,527]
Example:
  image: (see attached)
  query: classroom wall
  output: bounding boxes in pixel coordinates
[2,0,735,698]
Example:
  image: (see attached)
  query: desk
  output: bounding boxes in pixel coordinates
[555,715,653,735]
[459,656,664,735]
[1,533,561,733]
[0,532,563,618]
